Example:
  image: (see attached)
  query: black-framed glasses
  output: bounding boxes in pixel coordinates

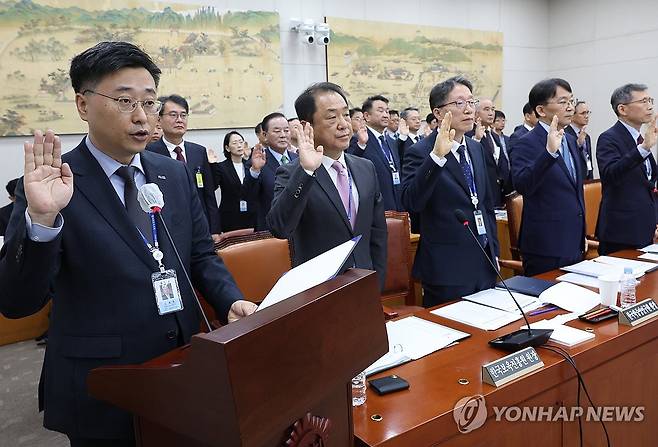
[547,98,576,107]
[83,90,162,115]
[437,99,480,110]
[623,97,654,106]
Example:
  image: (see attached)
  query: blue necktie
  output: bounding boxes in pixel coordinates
[456,145,487,248]
[560,138,576,181]
[378,135,393,161]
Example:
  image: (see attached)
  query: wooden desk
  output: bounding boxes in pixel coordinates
[355,250,657,446]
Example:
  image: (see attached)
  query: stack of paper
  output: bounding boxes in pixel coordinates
[594,256,658,275]
[556,272,600,289]
[639,243,658,253]
[365,316,470,376]
[561,259,643,278]
[538,282,599,314]
[522,314,594,347]
[638,252,658,262]
[431,301,522,331]
[462,288,541,314]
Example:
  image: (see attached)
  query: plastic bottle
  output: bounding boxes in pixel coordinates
[620,267,637,308]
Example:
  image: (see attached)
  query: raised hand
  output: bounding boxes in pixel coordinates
[642,117,658,150]
[432,111,455,158]
[206,147,219,163]
[357,124,369,146]
[250,144,266,171]
[577,125,587,147]
[474,117,485,141]
[293,122,323,172]
[398,118,409,137]
[24,130,73,227]
[546,115,564,154]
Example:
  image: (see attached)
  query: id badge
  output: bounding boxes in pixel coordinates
[151,269,184,315]
[474,210,487,236]
[587,160,592,171]
[195,172,204,188]
[239,200,248,212]
[392,171,401,185]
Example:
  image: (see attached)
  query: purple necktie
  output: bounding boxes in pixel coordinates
[331,161,357,228]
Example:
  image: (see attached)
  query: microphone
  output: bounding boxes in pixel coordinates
[138,184,212,333]
[454,209,552,351]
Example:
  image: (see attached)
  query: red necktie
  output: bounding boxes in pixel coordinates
[173,146,186,163]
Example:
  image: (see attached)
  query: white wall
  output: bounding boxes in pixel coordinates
[548,0,658,168]
[0,0,550,206]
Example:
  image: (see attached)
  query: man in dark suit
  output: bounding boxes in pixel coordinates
[511,78,586,276]
[0,178,18,236]
[492,110,513,198]
[401,76,499,307]
[565,100,594,179]
[267,82,387,288]
[466,98,510,208]
[146,94,221,239]
[510,102,538,153]
[397,107,423,165]
[348,95,403,211]
[248,112,298,230]
[0,41,256,446]
[596,83,658,255]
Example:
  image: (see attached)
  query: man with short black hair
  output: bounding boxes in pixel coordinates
[596,83,658,254]
[396,107,423,164]
[402,76,499,306]
[348,95,403,211]
[0,41,255,446]
[511,78,586,275]
[0,178,18,236]
[565,100,593,179]
[267,82,387,288]
[510,102,538,152]
[146,94,221,238]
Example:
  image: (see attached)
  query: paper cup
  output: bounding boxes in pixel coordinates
[598,274,620,307]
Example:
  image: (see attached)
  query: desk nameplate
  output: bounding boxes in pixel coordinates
[482,347,544,387]
[619,298,658,326]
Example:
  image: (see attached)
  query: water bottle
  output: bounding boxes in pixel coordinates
[351,371,366,406]
[620,267,636,308]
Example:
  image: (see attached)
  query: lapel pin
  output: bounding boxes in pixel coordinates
[157,175,166,180]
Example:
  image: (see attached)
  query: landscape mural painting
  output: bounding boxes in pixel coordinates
[326,17,503,114]
[0,0,282,136]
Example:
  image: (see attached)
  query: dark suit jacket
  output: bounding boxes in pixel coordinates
[146,138,221,233]
[0,141,243,439]
[249,148,298,230]
[465,128,508,207]
[266,154,387,289]
[0,202,12,236]
[491,132,513,196]
[401,131,499,289]
[348,129,403,211]
[511,124,586,258]
[595,120,658,247]
[210,159,259,232]
[509,125,531,153]
[565,125,594,180]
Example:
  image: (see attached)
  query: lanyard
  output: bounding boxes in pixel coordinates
[378,136,397,171]
[137,213,165,272]
[347,170,354,224]
[459,149,479,209]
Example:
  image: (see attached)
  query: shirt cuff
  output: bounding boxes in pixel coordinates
[25,210,63,242]
[638,145,651,159]
[357,142,367,150]
[430,152,448,167]
[398,134,408,142]
[547,149,559,158]
[249,168,261,178]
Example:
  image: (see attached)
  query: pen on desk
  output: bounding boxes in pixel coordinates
[528,305,559,316]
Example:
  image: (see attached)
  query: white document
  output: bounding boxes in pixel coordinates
[257,237,360,311]
[639,243,658,253]
[638,252,658,262]
[365,316,470,376]
[522,319,594,347]
[556,272,600,289]
[560,259,643,278]
[594,256,658,274]
[431,301,522,331]
[538,282,599,314]
[463,288,540,314]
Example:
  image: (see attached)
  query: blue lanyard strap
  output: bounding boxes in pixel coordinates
[137,212,159,250]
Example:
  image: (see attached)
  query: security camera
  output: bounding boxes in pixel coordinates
[314,24,330,46]
[290,19,316,45]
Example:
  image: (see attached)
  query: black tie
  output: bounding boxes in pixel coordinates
[115,166,152,243]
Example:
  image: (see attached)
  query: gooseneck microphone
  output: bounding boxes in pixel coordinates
[138,183,212,333]
[454,209,552,351]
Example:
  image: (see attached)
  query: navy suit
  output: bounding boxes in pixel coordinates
[509,125,531,153]
[401,131,499,306]
[466,128,510,207]
[0,141,242,440]
[565,125,594,180]
[511,124,586,275]
[249,148,298,230]
[266,155,387,289]
[0,202,12,236]
[146,138,221,233]
[595,120,658,254]
[210,159,259,232]
[348,129,403,211]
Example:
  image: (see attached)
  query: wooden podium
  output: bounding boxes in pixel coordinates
[88,269,387,447]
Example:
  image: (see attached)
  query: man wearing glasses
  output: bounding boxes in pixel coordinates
[565,100,594,179]
[595,83,658,255]
[146,94,221,241]
[0,41,256,446]
[511,78,586,276]
[401,76,499,307]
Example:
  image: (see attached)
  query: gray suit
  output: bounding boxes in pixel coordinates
[266,154,387,289]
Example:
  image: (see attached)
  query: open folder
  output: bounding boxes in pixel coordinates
[257,236,361,311]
